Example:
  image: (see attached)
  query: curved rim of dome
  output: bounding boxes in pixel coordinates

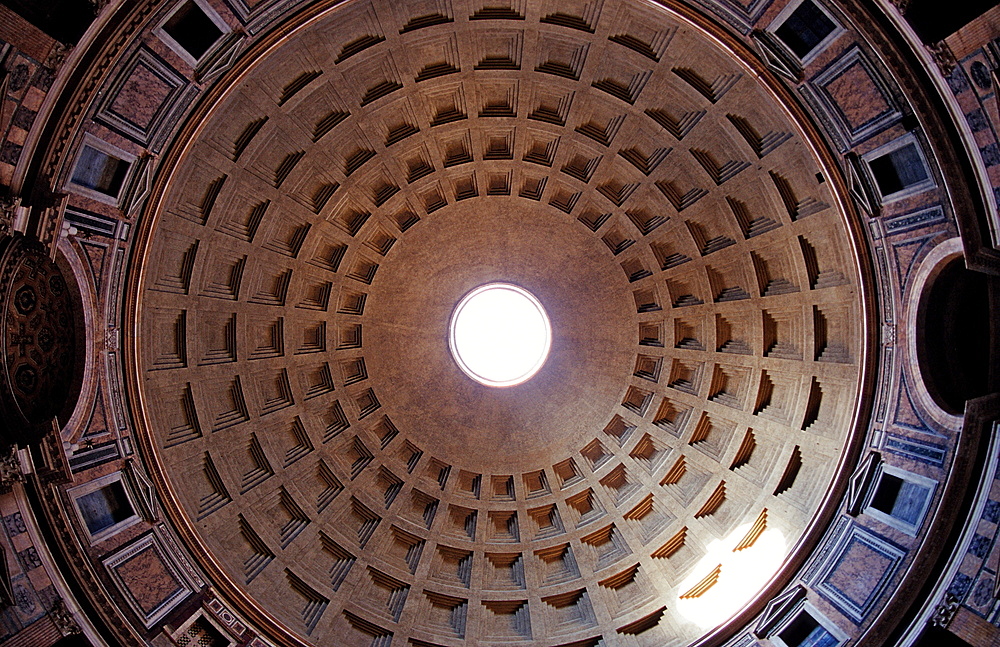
[120,1,880,645]
[448,282,553,387]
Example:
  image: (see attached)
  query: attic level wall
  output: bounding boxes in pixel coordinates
[0,0,95,45]
[948,607,1000,647]
[0,4,58,60]
[0,478,92,646]
[0,5,63,190]
[945,3,1000,58]
[903,0,998,45]
[932,2,1000,270]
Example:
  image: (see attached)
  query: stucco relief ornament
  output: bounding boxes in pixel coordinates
[48,598,82,635]
[930,592,960,628]
[927,41,958,77]
[0,447,23,493]
[43,43,71,73]
[86,0,113,13]
[0,197,17,237]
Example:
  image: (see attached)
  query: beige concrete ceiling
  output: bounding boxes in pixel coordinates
[128,0,870,644]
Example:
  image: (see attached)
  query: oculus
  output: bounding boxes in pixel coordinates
[449,283,552,387]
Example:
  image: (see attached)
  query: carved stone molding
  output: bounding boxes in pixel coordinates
[34,421,72,485]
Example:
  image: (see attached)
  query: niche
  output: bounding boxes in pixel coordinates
[917,256,994,415]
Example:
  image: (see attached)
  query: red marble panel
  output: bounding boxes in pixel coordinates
[823,61,891,132]
[109,61,174,130]
[823,538,892,604]
[113,545,183,616]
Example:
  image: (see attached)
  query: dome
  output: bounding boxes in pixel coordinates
[128,1,869,643]
[0,1,996,647]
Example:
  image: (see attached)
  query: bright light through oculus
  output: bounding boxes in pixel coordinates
[449,283,552,387]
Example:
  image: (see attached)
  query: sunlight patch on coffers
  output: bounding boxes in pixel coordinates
[675,521,786,629]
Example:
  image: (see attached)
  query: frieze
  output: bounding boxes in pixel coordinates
[882,323,896,345]
[106,327,119,352]
[207,595,249,640]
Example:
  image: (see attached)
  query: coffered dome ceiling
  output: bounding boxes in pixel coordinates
[128,0,871,644]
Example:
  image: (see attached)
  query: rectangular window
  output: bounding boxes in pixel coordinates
[71,145,130,197]
[862,135,936,203]
[77,481,133,536]
[768,0,844,63]
[778,612,839,647]
[65,135,136,205]
[70,472,141,543]
[162,0,224,61]
[156,0,230,66]
[771,604,846,647]
[868,142,930,197]
[864,465,935,535]
[775,1,838,59]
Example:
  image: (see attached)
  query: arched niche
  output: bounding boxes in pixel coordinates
[52,234,94,439]
[0,233,85,447]
[908,238,995,425]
